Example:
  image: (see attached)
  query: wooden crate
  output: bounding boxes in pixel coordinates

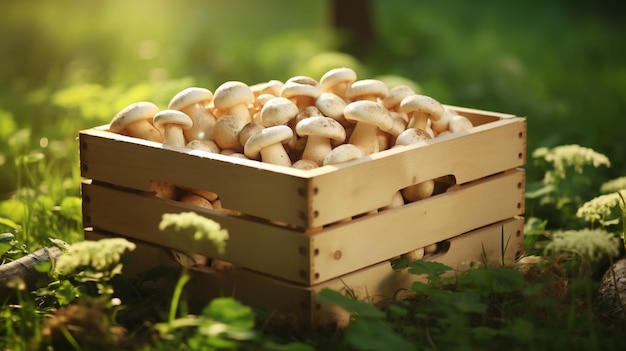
[86,216,525,327]
[79,105,526,287]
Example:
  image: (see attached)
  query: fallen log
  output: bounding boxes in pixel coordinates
[0,247,63,299]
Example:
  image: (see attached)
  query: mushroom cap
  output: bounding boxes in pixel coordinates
[244,125,293,159]
[395,128,432,146]
[381,85,415,110]
[292,159,319,170]
[153,109,193,130]
[110,101,160,133]
[322,144,365,166]
[250,79,284,97]
[448,115,474,133]
[295,116,346,142]
[320,67,357,91]
[315,93,347,120]
[186,139,220,153]
[260,97,299,126]
[345,79,388,101]
[213,81,255,110]
[343,100,393,131]
[239,121,265,146]
[400,94,445,122]
[280,76,323,100]
[168,87,213,110]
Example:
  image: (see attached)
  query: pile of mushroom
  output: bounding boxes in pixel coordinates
[109,67,474,209]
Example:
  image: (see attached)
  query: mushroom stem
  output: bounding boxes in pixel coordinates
[162,125,187,147]
[229,103,252,125]
[260,143,292,167]
[348,122,379,155]
[301,135,333,166]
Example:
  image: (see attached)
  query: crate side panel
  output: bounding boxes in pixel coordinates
[311,169,525,283]
[309,117,526,227]
[311,217,524,325]
[79,130,311,226]
[82,182,312,284]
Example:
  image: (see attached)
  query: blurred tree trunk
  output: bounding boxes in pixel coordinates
[329,0,376,58]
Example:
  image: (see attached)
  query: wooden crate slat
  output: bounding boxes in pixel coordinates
[80,130,312,227]
[308,117,526,226]
[310,169,524,283]
[83,169,524,285]
[79,109,525,229]
[82,181,311,284]
[86,217,524,327]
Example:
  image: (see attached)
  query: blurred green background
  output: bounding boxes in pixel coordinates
[1,0,625,197]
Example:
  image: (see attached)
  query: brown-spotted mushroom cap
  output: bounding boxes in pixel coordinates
[315,92,348,123]
[320,67,357,99]
[322,144,365,166]
[110,101,162,142]
[238,121,265,146]
[153,109,193,147]
[295,116,346,166]
[244,125,293,167]
[345,79,389,102]
[260,96,299,127]
[168,87,216,141]
[213,81,255,123]
[381,85,416,111]
[344,100,393,155]
[280,76,323,109]
[394,127,432,147]
[400,94,445,132]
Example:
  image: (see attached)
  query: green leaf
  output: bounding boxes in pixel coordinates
[408,260,453,280]
[490,268,524,293]
[0,232,14,256]
[263,341,316,351]
[0,199,26,224]
[56,280,78,306]
[202,297,255,330]
[60,196,82,222]
[317,288,385,319]
[390,256,409,269]
[451,291,488,314]
[345,319,417,351]
[410,281,429,293]
[35,261,52,273]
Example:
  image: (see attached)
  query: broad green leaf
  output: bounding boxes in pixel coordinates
[317,288,384,319]
[0,199,26,224]
[202,297,255,330]
[345,319,417,351]
[408,260,453,279]
[60,196,82,222]
[490,268,524,293]
[451,291,488,314]
[35,261,52,273]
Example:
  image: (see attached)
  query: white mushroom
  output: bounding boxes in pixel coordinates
[213,81,255,123]
[343,100,393,155]
[295,116,346,166]
[168,87,216,141]
[381,85,416,112]
[319,67,357,100]
[393,128,436,202]
[322,144,365,166]
[345,79,388,102]
[280,76,323,110]
[448,114,474,133]
[109,101,163,142]
[260,97,299,127]
[152,109,193,147]
[244,125,294,167]
[400,94,446,133]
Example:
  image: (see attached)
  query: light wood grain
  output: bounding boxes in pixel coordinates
[80,110,525,228]
[82,169,524,285]
[86,217,524,327]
